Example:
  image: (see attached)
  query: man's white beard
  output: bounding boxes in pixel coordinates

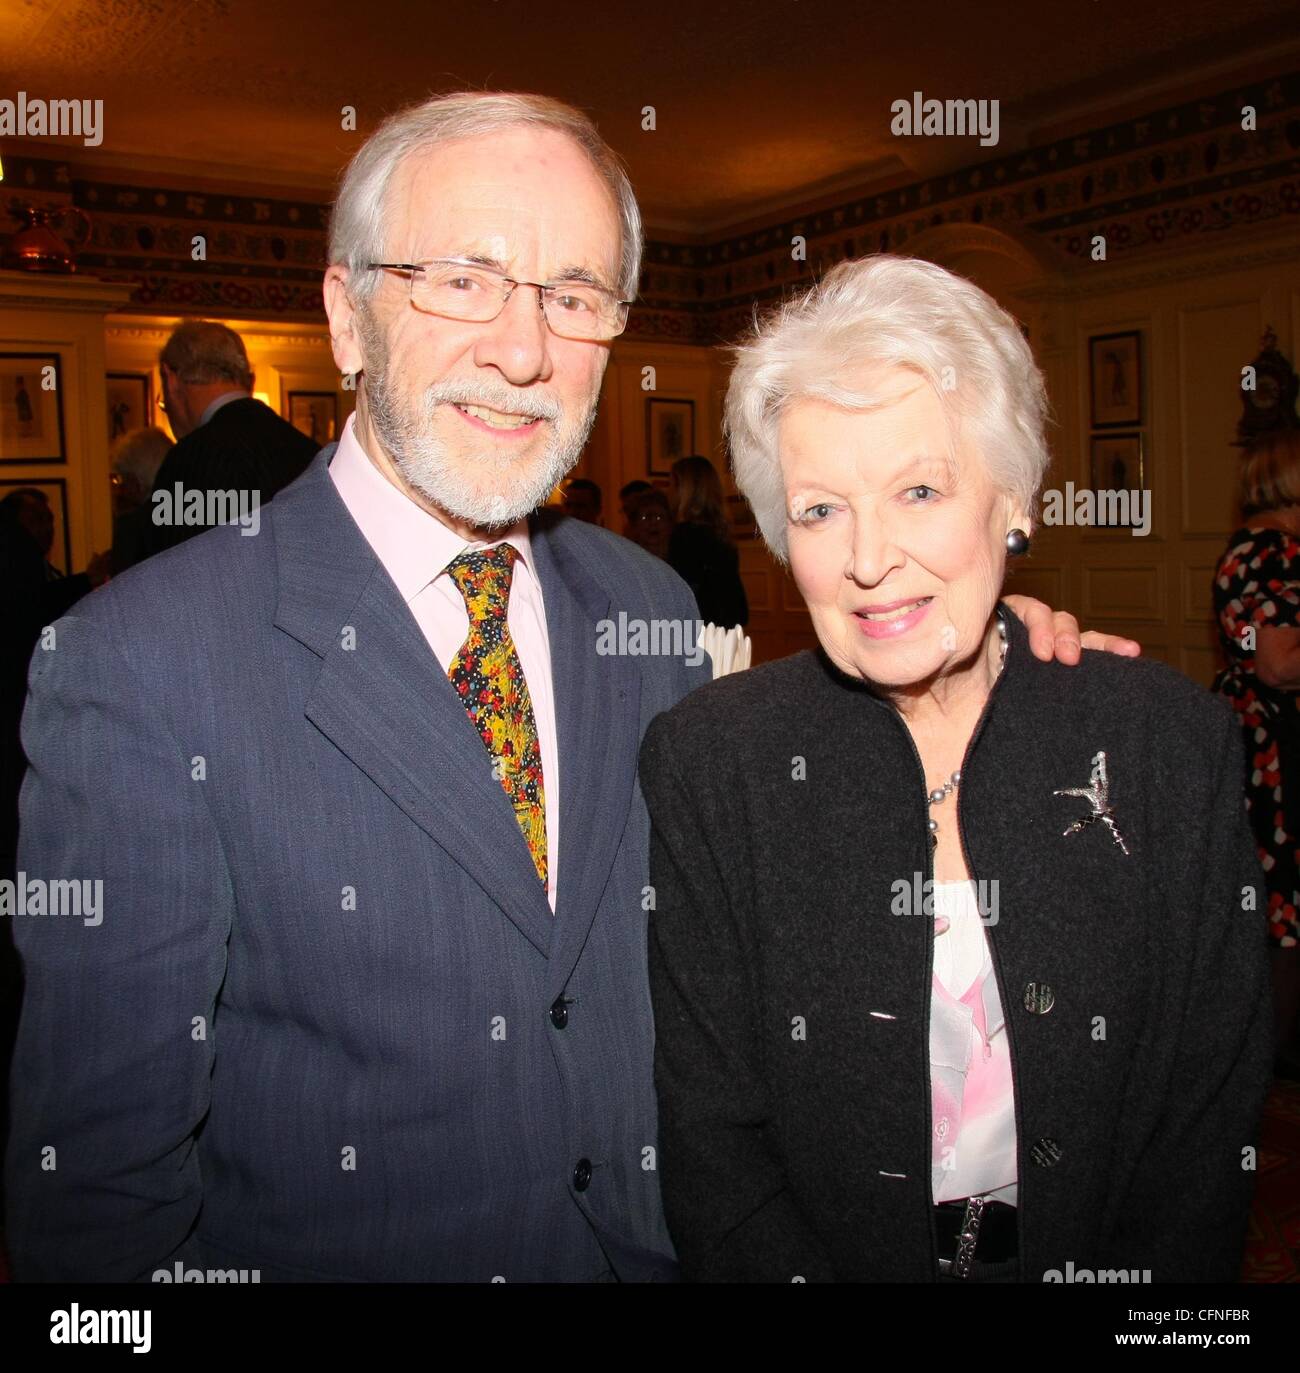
[360,318,599,529]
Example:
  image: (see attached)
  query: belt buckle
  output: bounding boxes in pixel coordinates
[941,1195,987,1280]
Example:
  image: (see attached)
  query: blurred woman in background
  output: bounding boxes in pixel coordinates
[1215,427,1300,1063]
[109,424,173,573]
[668,455,748,629]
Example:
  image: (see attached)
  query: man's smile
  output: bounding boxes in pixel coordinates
[450,401,545,435]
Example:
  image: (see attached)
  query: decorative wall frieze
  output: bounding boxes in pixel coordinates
[2,72,1295,342]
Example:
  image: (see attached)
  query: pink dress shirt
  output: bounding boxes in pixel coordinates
[328,414,560,912]
[930,880,1018,1205]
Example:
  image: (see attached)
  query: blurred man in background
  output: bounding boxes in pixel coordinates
[561,476,603,524]
[148,320,318,553]
[618,478,651,536]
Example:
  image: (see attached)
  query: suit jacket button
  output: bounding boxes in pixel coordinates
[1030,1137,1063,1168]
[573,1158,593,1191]
[550,996,569,1029]
[1023,981,1055,1014]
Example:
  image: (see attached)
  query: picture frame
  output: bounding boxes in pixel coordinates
[1089,432,1145,502]
[1088,330,1142,428]
[646,398,695,476]
[0,476,71,574]
[106,371,152,445]
[0,352,65,463]
[288,391,338,445]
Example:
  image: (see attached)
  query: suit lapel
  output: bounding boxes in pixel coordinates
[529,514,642,997]
[272,453,554,958]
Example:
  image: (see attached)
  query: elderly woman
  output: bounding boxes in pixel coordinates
[638,255,1272,1283]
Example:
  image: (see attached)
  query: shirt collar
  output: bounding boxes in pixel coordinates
[197,390,249,428]
[328,412,533,604]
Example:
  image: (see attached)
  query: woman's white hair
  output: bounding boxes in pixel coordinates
[110,425,172,491]
[328,91,642,304]
[725,254,1050,562]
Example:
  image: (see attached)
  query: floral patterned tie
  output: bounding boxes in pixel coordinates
[445,544,547,885]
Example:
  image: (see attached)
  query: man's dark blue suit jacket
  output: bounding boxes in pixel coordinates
[7,448,709,1281]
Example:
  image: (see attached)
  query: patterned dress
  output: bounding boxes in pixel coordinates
[1213,525,1300,948]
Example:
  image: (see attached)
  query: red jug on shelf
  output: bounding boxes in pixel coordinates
[3,203,93,272]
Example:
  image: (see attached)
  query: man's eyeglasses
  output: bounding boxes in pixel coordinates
[365,258,632,341]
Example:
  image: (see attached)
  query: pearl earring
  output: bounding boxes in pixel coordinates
[1006,528,1030,556]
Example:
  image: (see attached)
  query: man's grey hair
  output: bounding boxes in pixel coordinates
[160,320,253,390]
[725,254,1051,563]
[329,91,642,305]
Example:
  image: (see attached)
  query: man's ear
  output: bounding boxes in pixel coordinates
[323,267,366,377]
[158,363,188,435]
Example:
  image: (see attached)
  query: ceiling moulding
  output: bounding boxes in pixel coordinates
[646,155,913,239]
[1023,37,1300,146]
[694,69,1300,270]
[106,320,334,349]
[6,139,338,201]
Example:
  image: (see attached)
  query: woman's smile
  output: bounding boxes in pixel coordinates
[853,596,934,637]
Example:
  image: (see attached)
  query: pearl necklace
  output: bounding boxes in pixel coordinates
[925,619,1007,847]
[926,770,962,842]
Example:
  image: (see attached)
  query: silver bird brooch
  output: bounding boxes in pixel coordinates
[1053,750,1130,856]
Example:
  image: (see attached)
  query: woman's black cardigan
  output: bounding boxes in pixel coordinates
[638,605,1272,1282]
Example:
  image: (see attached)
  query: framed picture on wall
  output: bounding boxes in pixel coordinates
[0,352,65,463]
[288,391,338,445]
[1089,432,1145,501]
[0,476,71,574]
[646,398,694,476]
[106,372,152,445]
[1089,330,1142,428]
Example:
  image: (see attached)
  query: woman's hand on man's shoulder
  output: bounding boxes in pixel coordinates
[1003,593,1142,665]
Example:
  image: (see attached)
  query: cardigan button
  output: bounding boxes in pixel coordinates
[1030,1137,1063,1168]
[1023,981,1055,1014]
[573,1158,593,1191]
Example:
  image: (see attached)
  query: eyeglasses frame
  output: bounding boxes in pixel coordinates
[363,258,634,339]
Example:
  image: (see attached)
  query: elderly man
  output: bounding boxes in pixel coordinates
[6,91,1132,1283]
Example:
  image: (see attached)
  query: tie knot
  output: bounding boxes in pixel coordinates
[446,543,518,620]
